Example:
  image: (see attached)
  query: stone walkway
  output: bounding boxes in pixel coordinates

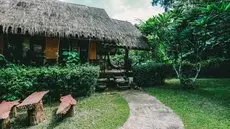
[119,90,184,129]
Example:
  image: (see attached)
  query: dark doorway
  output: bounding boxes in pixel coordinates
[79,41,89,63]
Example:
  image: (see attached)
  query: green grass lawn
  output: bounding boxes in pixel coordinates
[12,92,129,129]
[146,79,230,129]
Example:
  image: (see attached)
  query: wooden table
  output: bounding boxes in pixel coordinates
[56,95,77,117]
[17,91,49,126]
[0,100,20,129]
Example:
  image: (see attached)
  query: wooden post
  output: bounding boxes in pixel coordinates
[124,48,129,72]
[27,100,45,126]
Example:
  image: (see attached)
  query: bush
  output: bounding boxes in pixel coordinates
[133,62,171,87]
[61,51,80,65]
[200,58,230,78]
[0,65,100,101]
[174,58,230,78]
[0,54,7,67]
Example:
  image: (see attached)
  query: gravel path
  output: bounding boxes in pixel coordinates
[119,90,184,129]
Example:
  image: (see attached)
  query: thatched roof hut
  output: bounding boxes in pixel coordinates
[0,0,148,50]
[111,19,148,50]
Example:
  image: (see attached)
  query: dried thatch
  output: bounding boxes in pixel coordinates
[111,19,149,50]
[0,0,148,50]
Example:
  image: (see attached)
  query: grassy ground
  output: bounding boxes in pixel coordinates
[12,92,129,129]
[146,79,230,129]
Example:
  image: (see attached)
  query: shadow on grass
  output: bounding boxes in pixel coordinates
[46,109,66,129]
[11,112,28,129]
[12,108,68,129]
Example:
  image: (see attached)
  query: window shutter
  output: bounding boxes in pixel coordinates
[89,42,97,60]
[44,37,60,60]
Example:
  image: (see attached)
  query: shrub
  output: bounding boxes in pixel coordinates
[133,62,171,87]
[0,54,7,67]
[174,58,230,78]
[61,51,80,65]
[200,58,230,78]
[0,65,100,101]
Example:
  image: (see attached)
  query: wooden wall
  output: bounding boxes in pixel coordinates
[44,37,60,60]
[0,35,3,54]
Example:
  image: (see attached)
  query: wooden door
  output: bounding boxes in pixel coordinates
[44,37,60,60]
[80,42,89,63]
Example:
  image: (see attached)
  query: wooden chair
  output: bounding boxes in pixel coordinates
[17,91,49,126]
[0,100,20,129]
[56,95,77,117]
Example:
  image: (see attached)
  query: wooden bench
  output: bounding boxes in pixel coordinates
[0,100,20,129]
[56,95,77,117]
[17,91,49,126]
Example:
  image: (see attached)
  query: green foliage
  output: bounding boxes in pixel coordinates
[152,0,173,12]
[110,49,151,66]
[133,62,172,87]
[201,2,230,13]
[0,54,7,67]
[61,51,80,65]
[0,65,100,101]
[140,2,230,87]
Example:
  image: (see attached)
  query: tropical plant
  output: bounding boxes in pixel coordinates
[61,51,80,65]
[141,2,230,88]
[0,54,7,67]
[152,0,173,12]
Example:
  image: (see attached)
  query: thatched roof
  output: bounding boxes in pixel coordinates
[0,0,148,50]
[111,19,149,50]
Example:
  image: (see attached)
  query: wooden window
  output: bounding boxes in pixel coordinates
[44,37,60,60]
[89,42,97,60]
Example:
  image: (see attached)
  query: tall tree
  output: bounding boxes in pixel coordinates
[152,0,173,12]
[141,2,230,88]
[152,0,224,11]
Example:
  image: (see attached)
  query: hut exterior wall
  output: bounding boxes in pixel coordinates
[1,34,118,65]
[0,35,3,54]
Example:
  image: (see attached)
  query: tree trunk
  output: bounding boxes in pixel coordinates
[10,106,17,118]
[27,100,45,126]
[0,117,10,129]
[180,78,194,88]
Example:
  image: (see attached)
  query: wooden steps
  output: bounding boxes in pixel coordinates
[97,70,133,90]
